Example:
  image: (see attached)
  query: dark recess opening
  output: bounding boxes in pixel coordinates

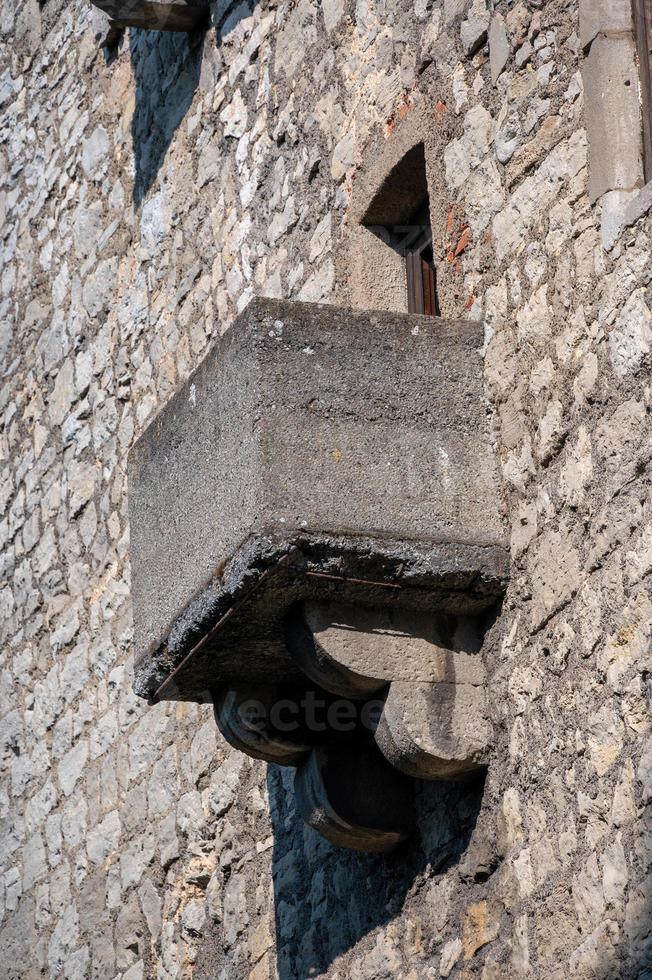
[361,143,440,316]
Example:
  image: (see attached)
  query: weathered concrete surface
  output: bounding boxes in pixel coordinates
[89,0,208,31]
[583,36,644,201]
[128,297,507,700]
[579,0,633,50]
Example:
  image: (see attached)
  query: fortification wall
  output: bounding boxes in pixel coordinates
[0,0,651,977]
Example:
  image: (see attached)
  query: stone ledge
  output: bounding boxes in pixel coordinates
[582,35,644,203]
[579,0,633,51]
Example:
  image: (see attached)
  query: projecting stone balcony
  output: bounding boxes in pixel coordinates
[89,0,209,31]
[127,297,508,851]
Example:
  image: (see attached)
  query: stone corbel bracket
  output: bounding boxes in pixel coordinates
[89,0,208,32]
[128,298,509,851]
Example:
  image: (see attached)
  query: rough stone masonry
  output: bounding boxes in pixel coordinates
[0,0,651,978]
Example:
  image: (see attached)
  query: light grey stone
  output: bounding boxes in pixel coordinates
[89,7,123,47]
[123,962,144,980]
[81,127,110,182]
[61,642,89,704]
[48,359,75,426]
[187,721,217,784]
[440,937,462,976]
[139,191,170,262]
[600,189,639,251]
[59,741,89,797]
[48,903,80,976]
[206,870,223,922]
[297,259,334,302]
[64,944,90,980]
[223,873,248,948]
[579,0,633,50]
[268,196,297,245]
[197,141,221,188]
[322,0,344,32]
[601,833,628,906]
[461,0,489,56]
[119,832,156,890]
[87,810,121,865]
[220,89,248,138]
[89,710,118,760]
[138,877,162,938]
[489,13,509,84]
[331,127,356,181]
[609,289,652,376]
[444,0,467,23]
[583,36,644,201]
[159,812,180,870]
[23,832,47,891]
[82,257,119,319]
[622,178,652,229]
[148,746,180,818]
[181,898,206,938]
[177,791,205,836]
[128,708,171,782]
[203,751,244,820]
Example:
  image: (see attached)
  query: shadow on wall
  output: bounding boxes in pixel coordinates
[128,1,265,206]
[267,766,486,979]
[129,27,204,206]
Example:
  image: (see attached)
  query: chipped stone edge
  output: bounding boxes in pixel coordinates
[601,180,652,251]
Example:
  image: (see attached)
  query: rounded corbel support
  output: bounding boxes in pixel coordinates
[213,686,313,767]
[294,743,414,852]
[375,680,491,780]
[284,602,388,699]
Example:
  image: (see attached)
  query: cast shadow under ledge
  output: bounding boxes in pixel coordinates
[267,766,487,980]
[128,0,266,206]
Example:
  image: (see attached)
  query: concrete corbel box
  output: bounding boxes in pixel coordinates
[128,298,508,850]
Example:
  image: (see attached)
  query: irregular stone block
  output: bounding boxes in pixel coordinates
[89,0,208,32]
[89,7,123,47]
[460,0,489,57]
[489,13,509,84]
[583,36,644,201]
[579,0,633,50]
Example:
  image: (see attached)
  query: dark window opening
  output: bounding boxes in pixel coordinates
[635,0,652,181]
[405,200,439,316]
[361,143,441,317]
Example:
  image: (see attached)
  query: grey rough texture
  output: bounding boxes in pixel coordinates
[128,298,507,699]
[1,0,651,977]
[582,35,644,201]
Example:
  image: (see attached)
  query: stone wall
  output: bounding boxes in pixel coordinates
[0,0,651,977]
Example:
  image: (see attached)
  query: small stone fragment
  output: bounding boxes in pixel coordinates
[489,13,509,84]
